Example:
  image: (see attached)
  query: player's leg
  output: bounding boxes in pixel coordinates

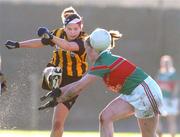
[167,99,178,137]
[137,77,163,137]
[50,103,69,137]
[99,97,134,137]
[50,74,81,137]
[167,115,176,137]
[137,115,159,137]
[50,95,78,137]
[156,116,163,137]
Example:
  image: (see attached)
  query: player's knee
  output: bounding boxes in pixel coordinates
[99,111,112,124]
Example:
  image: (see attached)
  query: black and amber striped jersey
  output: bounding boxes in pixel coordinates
[48,28,88,77]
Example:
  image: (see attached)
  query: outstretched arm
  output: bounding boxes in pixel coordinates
[4,39,44,49]
[4,27,56,49]
[19,39,43,48]
[58,74,97,103]
[38,74,98,110]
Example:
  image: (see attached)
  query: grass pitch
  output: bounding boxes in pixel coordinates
[0,130,179,137]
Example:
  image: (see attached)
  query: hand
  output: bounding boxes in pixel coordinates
[4,40,20,49]
[40,88,62,101]
[37,27,53,40]
[38,88,62,110]
[38,99,58,110]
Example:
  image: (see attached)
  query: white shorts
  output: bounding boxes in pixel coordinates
[161,98,179,116]
[119,76,164,118]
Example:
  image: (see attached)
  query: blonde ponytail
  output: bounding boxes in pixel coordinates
[109,30,122,49]
[61,6,78,23]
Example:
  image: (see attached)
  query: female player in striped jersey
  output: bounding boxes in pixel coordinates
[4,7,88,137]
[47,28,164,137]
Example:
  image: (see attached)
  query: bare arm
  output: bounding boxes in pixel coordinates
[57,74,98,103]
[52,36,79,51]
[19,39,44,48]
[36,27,79,51]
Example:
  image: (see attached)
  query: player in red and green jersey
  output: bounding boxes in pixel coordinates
[89,50,148,94]
[41,28,164,137]
[156,55,179,137]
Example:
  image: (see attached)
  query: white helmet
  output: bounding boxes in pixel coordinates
[42,67,62,90]
[90,28,111,52]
